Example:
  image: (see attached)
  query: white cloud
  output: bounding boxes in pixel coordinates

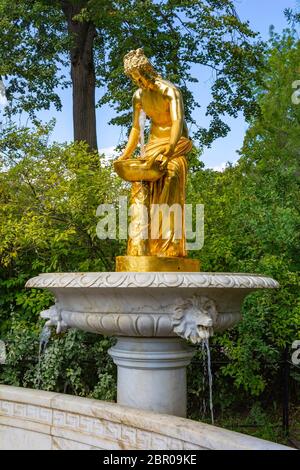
[210,162,228,172]
[99,146,117,161]
[206,158,239,172]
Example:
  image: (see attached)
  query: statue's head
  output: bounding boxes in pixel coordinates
[124,48,160,88]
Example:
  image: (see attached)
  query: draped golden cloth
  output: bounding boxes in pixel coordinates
[127,136,192,258]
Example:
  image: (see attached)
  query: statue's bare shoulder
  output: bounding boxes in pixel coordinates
[133,89,142,108]
[156,79,182,100]
[133,88,142,101]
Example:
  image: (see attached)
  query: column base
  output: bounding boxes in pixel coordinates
[108,337,195,417]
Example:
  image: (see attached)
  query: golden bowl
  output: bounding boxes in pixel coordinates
[114,158,165,182]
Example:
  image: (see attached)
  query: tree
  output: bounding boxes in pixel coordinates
[0,121,125,397]
[187,28,300,397]
[0,0,264,150]
[0,122,125,278]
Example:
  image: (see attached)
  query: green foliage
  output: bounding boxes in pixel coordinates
[187,30,300,403]
[213,402,286,444]
[1,318,116,400]
[0,122,124,400]
[0,1,69,115]
[0,121,125,274]
[0,0,264,147]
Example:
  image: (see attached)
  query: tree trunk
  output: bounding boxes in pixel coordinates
[61,1,97,150]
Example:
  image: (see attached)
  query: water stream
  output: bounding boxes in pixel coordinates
[139,110,146,158]
[201,338,214,425]
[201,340,207,418]
[37,324,51,387]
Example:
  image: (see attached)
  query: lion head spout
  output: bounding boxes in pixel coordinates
[172,295,218,344]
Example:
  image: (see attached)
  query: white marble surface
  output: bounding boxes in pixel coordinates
[109,338,194,416]
[26,272,279,289]
[26,272,279,340]
[0,385,292,450]
[25,271,280,417]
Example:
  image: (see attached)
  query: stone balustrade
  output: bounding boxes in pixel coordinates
[0,385,292,450]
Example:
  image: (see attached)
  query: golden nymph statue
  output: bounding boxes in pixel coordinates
[114,48,199,272]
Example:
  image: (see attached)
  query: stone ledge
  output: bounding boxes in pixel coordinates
[0,385,291,450]
[25,272,279,290]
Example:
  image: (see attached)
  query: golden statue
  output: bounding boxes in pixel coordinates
[114,49,199,272]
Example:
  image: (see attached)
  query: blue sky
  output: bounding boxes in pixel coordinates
[8,0,299,169]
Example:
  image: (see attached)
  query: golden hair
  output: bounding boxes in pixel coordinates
[123,48,160,78]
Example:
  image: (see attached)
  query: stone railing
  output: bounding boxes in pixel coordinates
[0,385,292,450]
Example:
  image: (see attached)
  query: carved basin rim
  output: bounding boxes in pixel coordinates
[25,272,279,290]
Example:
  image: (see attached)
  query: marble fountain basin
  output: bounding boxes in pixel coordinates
[26,271,279,417]
[26,272,279,342]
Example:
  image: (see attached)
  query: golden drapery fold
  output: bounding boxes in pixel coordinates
[127,136,192,258]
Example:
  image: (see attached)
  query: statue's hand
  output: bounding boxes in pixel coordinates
[162,144,175,158]
[117,154,130,161]
[154,144,174,169]
[152,144,174,162]
[155,154,169,170]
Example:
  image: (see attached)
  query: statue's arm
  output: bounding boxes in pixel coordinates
[118,91,142,160]
[167,87,184,153]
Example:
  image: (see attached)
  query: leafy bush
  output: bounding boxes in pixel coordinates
[0,123,123,401]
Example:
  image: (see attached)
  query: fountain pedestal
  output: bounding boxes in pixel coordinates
[109,337,194,417]
[26,272,279,418]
